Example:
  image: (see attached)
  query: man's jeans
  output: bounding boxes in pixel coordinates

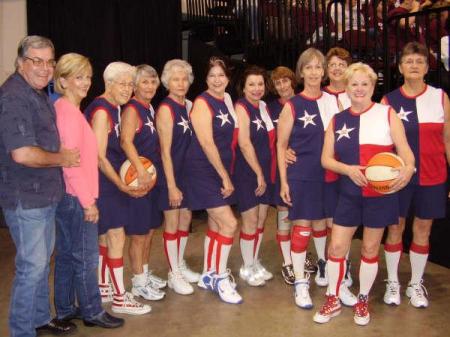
[4,202,57,337]
[54,194,103,320]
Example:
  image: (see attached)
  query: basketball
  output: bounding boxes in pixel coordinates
[120,156,157,189]
[365,152,405,194]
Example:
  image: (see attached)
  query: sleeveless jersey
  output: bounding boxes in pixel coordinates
[286,92,339,182]
[234,98,276,183]
[384,85,446,186]
[323,86,351,111]
[84,97,125,194]
[334,103,394,197]
[186,91,238,174]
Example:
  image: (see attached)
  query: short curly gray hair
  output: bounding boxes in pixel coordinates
[103,61,136,83]
[160,59,194,89]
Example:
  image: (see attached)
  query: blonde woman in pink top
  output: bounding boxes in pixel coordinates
[53,53,123,329]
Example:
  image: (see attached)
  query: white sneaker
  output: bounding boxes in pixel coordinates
[168,270,194,295]
[111,292,151,315]
[132,283,165,301]
[384,280,401,306]
[339,282,357,306]
[406,280,429,308]
[213,272,243,304]
[254,259,273,281]
[315,259,328,287]
[99,284,113,303]
[239,265,265,287]
[198,270,216,290]
[179,260,201,283]
[313,295,342,324]
[294,278,313,309]
[147,270,167,289]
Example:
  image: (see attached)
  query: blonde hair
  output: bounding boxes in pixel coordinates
[295,48,326,82]
[161,59,194,89]
[54,53,92,94]
[344,62,378,86]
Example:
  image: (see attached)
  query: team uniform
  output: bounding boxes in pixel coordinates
[384,85,447,219]
[156,96,192,210]
[382,85,447,308]
[322,86,351,219]
[84,97,128,235]
[185,92,238,210]
[122,98,163,235]
[286,92,339,221]
[233,98,276,212]
[333,102,399,228]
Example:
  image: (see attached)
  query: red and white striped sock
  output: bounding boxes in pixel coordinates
[203,229,217,273]
[163,231,178,271]
[327,255,345,296]
[384,241,403,283]
[276,233,292,265]
[108,256,126,299]
[313,229,327,261]
[254,227,264,261]
[215,233,234,274]
[359,255,379,296]
[409,242,429,284]
[177,230,189,263]
[98,245,109,286]
[240,231,256,267]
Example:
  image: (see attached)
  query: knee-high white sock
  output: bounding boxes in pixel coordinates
[254,227,264,261]
[163,231,179,271]
[98,245,110,286]
[240,231,256,267]
[177,230,189,263]
[203,229,217,273]
[215,234,234,274]
[409,242,429,284]
[108,257,126,297]
[359,255,379,296]
[276,233,292,265]
[313,229,327,261]
[384,242,402,283]
[291,226,311,279]
[327,255,346,296]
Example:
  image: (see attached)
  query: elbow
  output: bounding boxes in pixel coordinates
[11,149,29,165]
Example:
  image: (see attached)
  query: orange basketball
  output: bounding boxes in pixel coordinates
[120,156,157,189]
[365,152,405,194]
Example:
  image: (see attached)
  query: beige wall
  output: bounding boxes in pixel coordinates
[0,0,27,84]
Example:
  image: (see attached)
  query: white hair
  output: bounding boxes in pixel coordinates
[135,64,160,86]
[103,61,136,83]
[160,59,194,89]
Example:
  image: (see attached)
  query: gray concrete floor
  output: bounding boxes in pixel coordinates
[1,207,449,337]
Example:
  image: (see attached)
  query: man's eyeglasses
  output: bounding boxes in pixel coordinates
[24,56,57,68]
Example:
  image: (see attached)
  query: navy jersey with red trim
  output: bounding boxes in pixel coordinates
[156,96,192,186]
[334,103,394,197]
[267,99,284,126]
[122,98,161,169]
[287,92,339,181]
[384,85,446,186]
[186,91,238,174]
[84,97,125,194]
[234,98,276,183]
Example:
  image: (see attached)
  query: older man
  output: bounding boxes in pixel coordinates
[0,36,79,337]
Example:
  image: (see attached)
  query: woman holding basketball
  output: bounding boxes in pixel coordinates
[85,62,151,315]
[382,42,450,308]
[314,62,415,326]
[156,59,200,296]
[120,64,166,302]
[184,56,242,304]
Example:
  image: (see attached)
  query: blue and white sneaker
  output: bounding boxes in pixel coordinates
[294,278,313,309]
[198,271,216,291]
[213,272,243,304]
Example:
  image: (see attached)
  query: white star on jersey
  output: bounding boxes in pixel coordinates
[397,107,413,122]
[252,117,265,131]
[177,116,191,134]
[336,123,355,141]
[114,123,120,137]
[298,110,317,128]
[216,109,231,127]
[145,116,155,134]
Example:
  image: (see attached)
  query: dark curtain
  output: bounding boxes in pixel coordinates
[27,0,182,106]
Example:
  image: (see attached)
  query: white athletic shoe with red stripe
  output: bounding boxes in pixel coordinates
[313,295,342,323]
[111,292,151,315]
[99,284,113,303]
